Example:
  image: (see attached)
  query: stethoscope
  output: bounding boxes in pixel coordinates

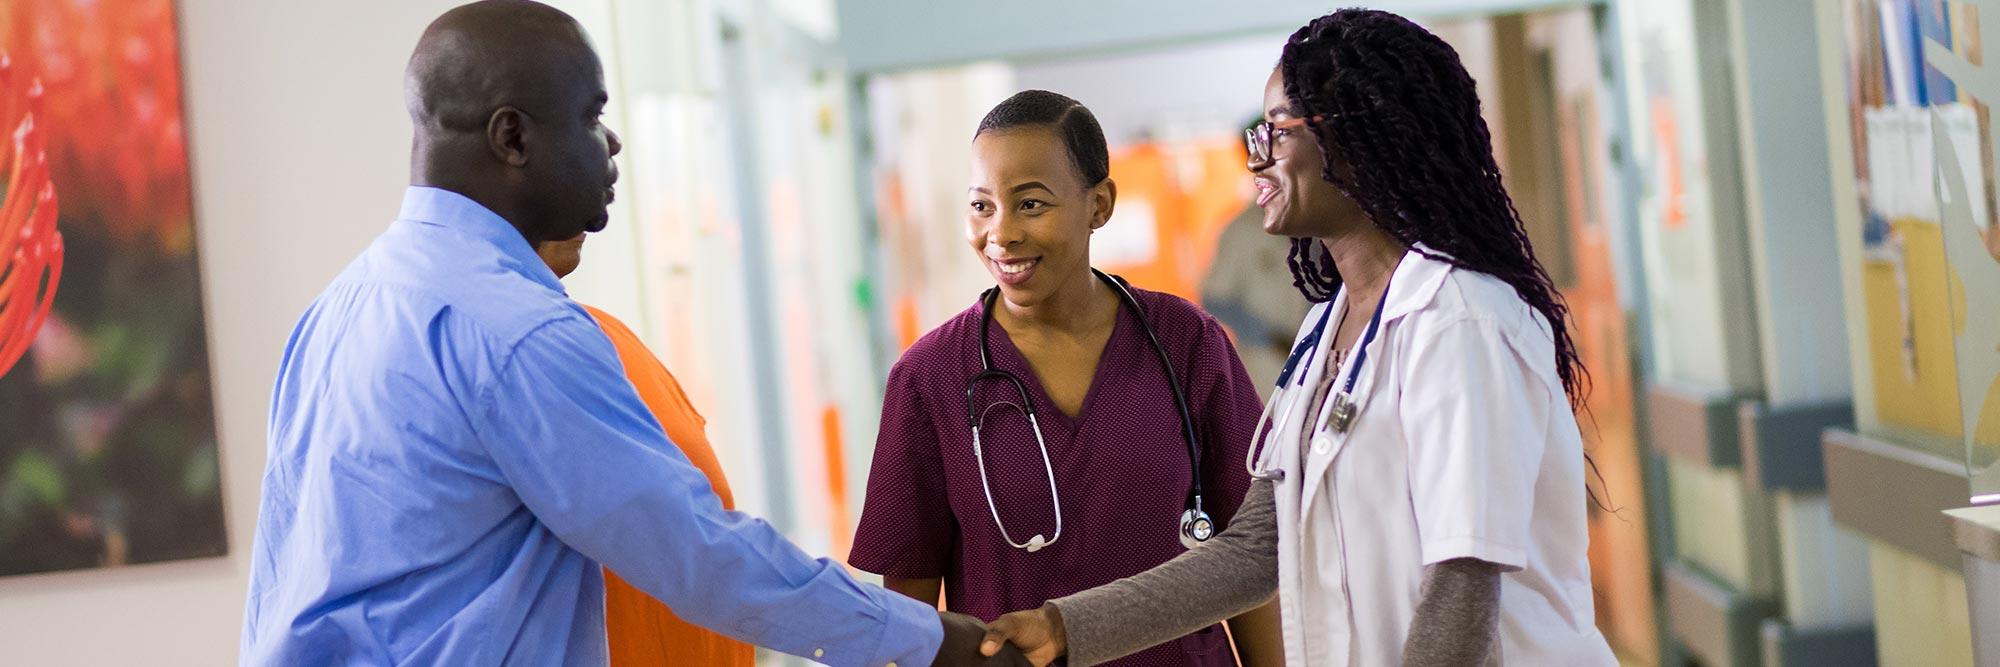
[1244,281,1390,482]
[968,268,1213,553]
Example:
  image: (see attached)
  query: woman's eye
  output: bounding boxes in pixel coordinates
[970,201,990,213]
[1020,199,1046,211]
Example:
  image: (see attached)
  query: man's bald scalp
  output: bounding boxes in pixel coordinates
[405,0,592,135]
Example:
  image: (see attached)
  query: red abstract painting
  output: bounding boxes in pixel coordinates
[0,0,220,576]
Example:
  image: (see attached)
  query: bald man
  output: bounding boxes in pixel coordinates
[240,3,1023,666]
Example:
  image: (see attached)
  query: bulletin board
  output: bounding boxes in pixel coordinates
[1840,0,2000,496]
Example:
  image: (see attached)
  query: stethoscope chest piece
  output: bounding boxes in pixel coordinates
[1329,392,1358,435]
[1179,507,1215,549]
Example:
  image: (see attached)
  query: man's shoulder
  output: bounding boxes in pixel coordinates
[332,222,583,350]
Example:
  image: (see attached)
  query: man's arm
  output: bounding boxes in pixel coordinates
[1401,558,1502,667]
[477,314,943,667]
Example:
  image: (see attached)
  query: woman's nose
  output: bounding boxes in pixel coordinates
[985,213,1026,249]
[1247,152,1274,173]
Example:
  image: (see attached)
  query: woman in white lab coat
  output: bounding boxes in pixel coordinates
[966,9,1618,667]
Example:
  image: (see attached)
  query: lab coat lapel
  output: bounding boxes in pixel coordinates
[1294,248,1453,516]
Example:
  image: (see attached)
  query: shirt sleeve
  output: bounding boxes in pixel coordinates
[1191,316,1263,527]
[1398,316,1551,571]
[848,358,957,578]
[473,313,942,667]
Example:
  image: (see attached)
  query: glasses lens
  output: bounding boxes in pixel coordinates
[1246,126,1269,163]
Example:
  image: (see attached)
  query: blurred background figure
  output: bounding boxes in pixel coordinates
[1197,116,1315,395]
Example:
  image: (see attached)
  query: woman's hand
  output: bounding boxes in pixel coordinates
[978,603,1068,667]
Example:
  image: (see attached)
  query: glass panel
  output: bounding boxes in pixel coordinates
[1837,0,1994,477]
[1921,3,2000,500]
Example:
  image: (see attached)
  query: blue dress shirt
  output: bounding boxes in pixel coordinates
[241,187,941,666]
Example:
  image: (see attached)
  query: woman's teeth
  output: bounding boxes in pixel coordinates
[998,259,1037,274]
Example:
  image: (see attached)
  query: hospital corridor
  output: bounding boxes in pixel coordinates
[0,0,1996,666]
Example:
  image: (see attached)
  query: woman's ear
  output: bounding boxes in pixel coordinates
[1089,178,1117,230]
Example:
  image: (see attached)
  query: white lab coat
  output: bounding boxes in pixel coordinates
[1257,247,1615,666]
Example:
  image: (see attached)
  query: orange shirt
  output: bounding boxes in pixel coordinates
[584,305,757,667]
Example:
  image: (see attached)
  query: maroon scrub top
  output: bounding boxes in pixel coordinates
[850,284,1262,667]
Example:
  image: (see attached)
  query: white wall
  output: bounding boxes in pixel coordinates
[836,0,1596,72]
[0,1,460,663]
[1012,33,1287,147]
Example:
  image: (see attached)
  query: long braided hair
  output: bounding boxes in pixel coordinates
[1278,9,1589,407]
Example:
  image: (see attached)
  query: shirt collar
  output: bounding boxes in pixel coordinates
[397,186,566,294]
[1380,243,1454,324]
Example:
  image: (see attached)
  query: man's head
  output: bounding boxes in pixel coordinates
[406,0,621,245]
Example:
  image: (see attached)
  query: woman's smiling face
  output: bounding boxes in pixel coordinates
[966,125,1113,307]
[1250,68,1367,239]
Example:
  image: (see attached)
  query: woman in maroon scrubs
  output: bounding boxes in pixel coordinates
[849,90,1282,667]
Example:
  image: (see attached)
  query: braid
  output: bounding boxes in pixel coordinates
[1277,9,1590,408]
[1288,238,1340,302]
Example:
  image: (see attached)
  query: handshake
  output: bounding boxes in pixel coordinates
[930,605,1067,667]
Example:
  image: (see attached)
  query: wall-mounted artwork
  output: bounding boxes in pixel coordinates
[1840,0,2000,497]
[0,0,223,576]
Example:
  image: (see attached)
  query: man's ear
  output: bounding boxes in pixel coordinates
[487,107,530,167]
[1089,178,1118,230]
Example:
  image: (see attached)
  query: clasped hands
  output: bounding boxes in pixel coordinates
[932,604,1066,667]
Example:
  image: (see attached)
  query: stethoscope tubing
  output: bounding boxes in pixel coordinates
[1244,281,1392,481]
[969,269,1208,551]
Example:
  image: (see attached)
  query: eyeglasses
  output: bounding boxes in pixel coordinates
[1245,115,1326,164]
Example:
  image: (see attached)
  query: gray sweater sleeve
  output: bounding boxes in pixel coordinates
[1047,479,1279,667]
[1401,558,1502,666]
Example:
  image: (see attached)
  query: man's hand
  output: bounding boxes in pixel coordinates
[978,604,1067,667]
[934,610,1032,667]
